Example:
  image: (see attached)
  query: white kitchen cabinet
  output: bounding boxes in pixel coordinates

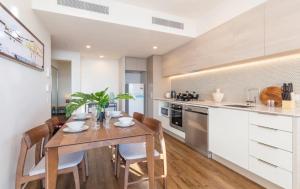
[265,0,300,55]
[249,156,292,189]
[209,108,249,169]
[248,112,293,189]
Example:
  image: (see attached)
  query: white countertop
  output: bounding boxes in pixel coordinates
[154,98,300,117]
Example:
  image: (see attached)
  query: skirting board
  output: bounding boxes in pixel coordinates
[212,154,282,189]
[163,129,185,143]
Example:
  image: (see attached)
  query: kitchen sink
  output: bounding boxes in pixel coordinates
[224,104,254,108]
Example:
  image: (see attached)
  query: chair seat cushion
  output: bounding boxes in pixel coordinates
[119,142,160,160]
[29,151,84,176]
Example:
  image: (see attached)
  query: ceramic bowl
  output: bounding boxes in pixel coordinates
[111,111,121,117]
[118,117,133,125]
[66,121,85,130]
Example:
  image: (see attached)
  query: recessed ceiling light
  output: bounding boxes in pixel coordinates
[99,55,104,58]
[153,46,158,50]
[86,45,91,49]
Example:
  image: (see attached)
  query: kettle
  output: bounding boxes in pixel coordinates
[171,90,177,99]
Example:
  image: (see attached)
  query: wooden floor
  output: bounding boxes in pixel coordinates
[27,134,263,189]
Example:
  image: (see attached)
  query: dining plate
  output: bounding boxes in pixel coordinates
[114,121,135,127]
[63,125,89,133]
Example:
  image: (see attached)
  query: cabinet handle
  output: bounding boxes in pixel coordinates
[257,159,278,168]
[254,124,278,131]
[257,141,278,149]
[256,112,279,116]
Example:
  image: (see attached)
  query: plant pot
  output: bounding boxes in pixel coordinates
[97,112,105,122]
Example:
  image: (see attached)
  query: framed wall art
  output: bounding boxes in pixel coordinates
[0,3,44,71]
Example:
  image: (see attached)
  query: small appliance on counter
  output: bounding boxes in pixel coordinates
[171,90,177,99]
[212,88,224,103]
[176,91,199,101]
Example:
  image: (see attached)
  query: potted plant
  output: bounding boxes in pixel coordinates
[66,88,134,122]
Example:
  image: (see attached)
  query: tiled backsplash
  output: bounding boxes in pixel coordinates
[171,57,300,103]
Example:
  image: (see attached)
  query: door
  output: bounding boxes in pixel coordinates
[51,66,58,114]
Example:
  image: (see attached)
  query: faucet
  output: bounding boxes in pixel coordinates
[246,88,260,106]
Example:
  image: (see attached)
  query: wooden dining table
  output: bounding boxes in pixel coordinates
[45,116,156,189]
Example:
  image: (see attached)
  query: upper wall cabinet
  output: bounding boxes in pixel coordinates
[265,0,300,55]
[162,5,265,77]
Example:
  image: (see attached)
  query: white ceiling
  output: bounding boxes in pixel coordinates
[36,11,192,59]
[112,0,221,19]
[34,0,266,59]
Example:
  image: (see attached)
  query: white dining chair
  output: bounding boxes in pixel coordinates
[116,117,167,189]
[15,124,85,189]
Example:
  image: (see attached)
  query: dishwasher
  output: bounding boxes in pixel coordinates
[183,106,211,158]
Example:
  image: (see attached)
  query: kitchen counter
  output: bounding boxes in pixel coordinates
[154,98,300,117]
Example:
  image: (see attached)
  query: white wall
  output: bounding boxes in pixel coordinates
[81,55,119,95]
[0,0,51,188]
[119,57,126,111]
[52,50,81,93]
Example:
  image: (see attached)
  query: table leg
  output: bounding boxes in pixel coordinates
[146,135,155,189]
[45,147,58,189]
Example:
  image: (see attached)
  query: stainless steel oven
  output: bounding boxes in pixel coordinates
[170,103,184,132]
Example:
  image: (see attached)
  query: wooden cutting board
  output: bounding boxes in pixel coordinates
[260,86,282,107]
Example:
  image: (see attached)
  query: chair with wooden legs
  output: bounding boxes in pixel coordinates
[116,117,167,189]
[15,124,85,189]
[113,112,145,174]
[46,116,64,137]
[46,117,89,179]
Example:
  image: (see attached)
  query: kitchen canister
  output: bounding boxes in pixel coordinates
[212,89,224,103]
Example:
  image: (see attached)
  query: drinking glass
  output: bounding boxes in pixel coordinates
[104,110,111,128]
[91,106,100,130]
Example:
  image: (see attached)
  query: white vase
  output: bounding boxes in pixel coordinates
[212,89,224,103]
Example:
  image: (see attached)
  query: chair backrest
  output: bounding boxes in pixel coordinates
[133,112,144,123]
[142,117,166,156]
[16,124,49,178]
[45,116,61,138]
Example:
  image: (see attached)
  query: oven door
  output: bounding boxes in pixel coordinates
[160,107,169,117]
[170,108,184,131]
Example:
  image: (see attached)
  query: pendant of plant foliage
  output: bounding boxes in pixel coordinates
[66,88,134,119]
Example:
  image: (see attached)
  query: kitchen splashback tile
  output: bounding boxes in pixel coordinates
[171,58,300,103]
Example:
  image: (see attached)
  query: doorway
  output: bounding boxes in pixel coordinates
[51,60,71,116]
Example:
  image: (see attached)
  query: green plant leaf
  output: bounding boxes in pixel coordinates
[65,88,134,117]
[115,93,135,100]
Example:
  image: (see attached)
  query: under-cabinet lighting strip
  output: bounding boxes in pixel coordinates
[169,53,300,79]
